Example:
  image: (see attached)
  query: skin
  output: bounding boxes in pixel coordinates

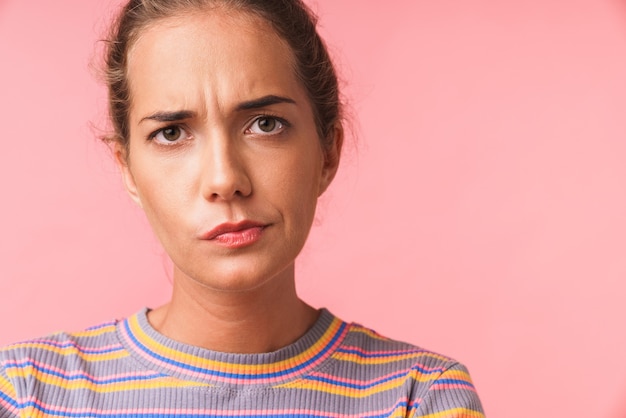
[115,10,341,353]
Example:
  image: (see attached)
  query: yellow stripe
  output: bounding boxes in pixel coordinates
[389,407,410,418]
[45,323,117,340]
[22,406,40,418]
[0,372,16,399]
[128,314,344,374]
[64,324,117,338]
[332,351,416,365]
[414,407,484,418]
[386,403,409,417]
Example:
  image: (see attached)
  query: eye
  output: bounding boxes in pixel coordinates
[246,116,287,135]
[151,125,191,144]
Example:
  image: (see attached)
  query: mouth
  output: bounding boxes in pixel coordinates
[201,221,268,248]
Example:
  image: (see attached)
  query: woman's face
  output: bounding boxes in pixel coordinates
[119,11,339,292]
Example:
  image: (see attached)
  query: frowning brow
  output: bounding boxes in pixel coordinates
[236,95,296,111]
[138,96,295,124]
[140,110,196,124]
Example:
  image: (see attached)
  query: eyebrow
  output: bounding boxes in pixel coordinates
[235,95,296,111]
[140,110,195,124]
[138,95,296,124]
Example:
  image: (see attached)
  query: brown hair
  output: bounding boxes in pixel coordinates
[103,0,343,158]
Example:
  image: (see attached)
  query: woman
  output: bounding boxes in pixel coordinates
[0,0,484,416]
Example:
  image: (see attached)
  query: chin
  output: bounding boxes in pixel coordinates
[174,258,294,293]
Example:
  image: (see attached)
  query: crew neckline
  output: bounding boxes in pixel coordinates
[116,308,349,387]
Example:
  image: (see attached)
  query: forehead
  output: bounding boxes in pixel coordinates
[126,10,304,119]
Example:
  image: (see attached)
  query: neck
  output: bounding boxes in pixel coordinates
[147,265,318,353]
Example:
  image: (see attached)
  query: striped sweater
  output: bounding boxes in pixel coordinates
[0,309,484,417]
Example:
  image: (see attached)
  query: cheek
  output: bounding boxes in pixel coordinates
[278,145,324,222]
[128,153,195,231]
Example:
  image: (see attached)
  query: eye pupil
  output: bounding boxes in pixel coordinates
[163,127,180,141]
[258,118,276,132]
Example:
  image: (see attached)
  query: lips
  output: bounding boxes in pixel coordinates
[201,220,267,248]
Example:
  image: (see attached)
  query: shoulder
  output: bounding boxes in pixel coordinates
[0,318,124,379]
[0,318,126,415]
[338,321,484,417]
[340,321,461,374]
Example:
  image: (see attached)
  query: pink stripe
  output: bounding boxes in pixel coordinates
[84,321,117,331]
[336,347,448,374]
[5,358,158,382]
[431,383,478,392]
[20,396,413,417]
[338,345,423,357]
[12,339,123,354]
[408,397,423,407]
[0,397,18,414]
[308,368,412,386]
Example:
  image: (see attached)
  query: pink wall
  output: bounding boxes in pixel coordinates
[2,0,626,416]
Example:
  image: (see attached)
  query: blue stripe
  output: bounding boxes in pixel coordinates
[409,364,446,375]
[362,400,415,418]
[436,378,475,388]
[123,319,347,380]
[0,389,19,408]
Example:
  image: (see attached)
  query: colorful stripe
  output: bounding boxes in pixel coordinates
[0,309,484,417]
[119,311,349,385]
[10,398,417,418]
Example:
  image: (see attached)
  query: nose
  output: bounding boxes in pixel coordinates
[200,132,252,202]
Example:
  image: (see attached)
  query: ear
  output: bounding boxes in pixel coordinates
[318,123,343,196]
[113,143,143,208]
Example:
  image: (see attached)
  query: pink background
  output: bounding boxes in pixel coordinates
[1,0,626,416]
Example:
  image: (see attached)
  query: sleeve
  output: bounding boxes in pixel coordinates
[411,362,485,418]
[0,362,20,418]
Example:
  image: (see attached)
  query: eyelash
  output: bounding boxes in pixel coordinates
[146,114,291,145]
[245,114,291,136]
[148,125,192,146]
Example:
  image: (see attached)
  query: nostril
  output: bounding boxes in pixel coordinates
[202,171,252,201]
